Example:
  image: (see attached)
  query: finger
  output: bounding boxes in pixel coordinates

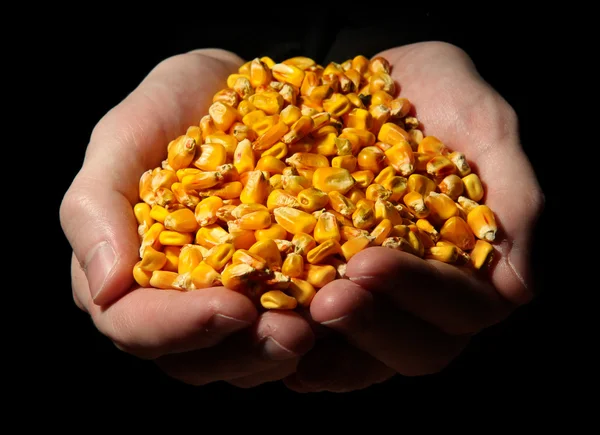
[71,253,88,313]
[283,337,395,393]
[227,359,299,389]
[72,255,257,359]
[341,247,513,335]
[60,49,243,307]
[377,42,544,305]
[155,311,315,386]
[311,279,469,376]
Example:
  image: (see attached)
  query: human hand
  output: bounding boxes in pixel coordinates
[60,49,315,388]
[284,41,544,392]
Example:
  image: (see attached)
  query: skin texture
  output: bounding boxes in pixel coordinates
[60,42,543,392]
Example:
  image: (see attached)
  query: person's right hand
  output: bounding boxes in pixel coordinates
[60,49,315,388]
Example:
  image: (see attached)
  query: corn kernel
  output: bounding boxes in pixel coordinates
[261,290,297,310]
[467,205,497,242]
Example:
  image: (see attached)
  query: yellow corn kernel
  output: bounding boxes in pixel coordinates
[303,264,336,288]
[440,216,475,251]
[281,174,309,195]
[162,208,199,233]
[323,93,352,117]
[140,222,164,256]
[283,56,316,70]
[213,88,239,107]
[457,196,480,214]
[381,236,413,253]
[341,235,371,261]
[327,191,356,217]
[227,72,249,88]
[271,63,305,87]
[279,105,301,127]
[139,246,167,272]
[336,137,354,157]
[352,198,376,230]
[435,240,470,265]
[167,135,196,171]
[369,104,391,135]
[175,168,201,183]
[204,243,235,271]
[426,155,456,179]
[239,170,269,204]
[193,143,227,172]
[370,218,393,245]
[448,151,472,177]
[282,115,314,144]
[182,171,222,191]
[355,146,384,174]
[261,290,297,310]
[161,246,180,272]
[287,278,316,307]
[232,249,267,270]
[344,108,372,130]
[307,239,341,264]
[150,270,188,291]
[194,196,223,227]
[199,114,219,142]
[374,199,403,225]
[273,239,295,255]
[260,142,287,160]
[170,182,199,209]
[255,224,288,242]
[265,189,298,211]
[407,173,437,196]
[266,175,282,192]
[418,136,447,155]
[390,97,412,118]
[282,253,304,278]
[470,239,494,270]
[195,224,233,248]
[250,58,272,87]
[312,167,355,194]
[232,138,255,175]
[205,133,238,159]
[189,261,221,290]
[242,109,266,127]
[467,205,497,242]
[273,207,317,235]
[313,211,341,244]
[417,227,436,249]
[411,152,430,172]
[153,187,176,207]
[177,244,203,275]
[233,76,254,100]
[249,91,283,115]
[403,191,429,219]
[368,90,392,107]
[286,152,329,170]
[222,263,260,291]
[368,71,395,94]
[365,184,392,202]
[231,203,268,219]
[346,92,365,109]
[291,232,317,256]
[425,192,459,223]
[230,228,257,250]
[249,239,282,270]
[134,202,154,236]
[252,120,289,152]
[297,187,329,212]
[340,225,369,241]
[416,218,440,243]
[186,125,202,144]
[349,54,368,75]
[384,140,414,176]
[438,174,464,200]
[407,128,424,147]
[462,173,484,202]
[133,261,152,287]
[425,246,459,264]
[369,56,390,74]
[331,155,357,173]
[379,176,406,202]
[208,101,238,132]
[158,230,194,246]
[371,165,393,184]
[233,210,272,230]
[346,187,366,204]
[151,169,178,191]
[377,123,410,146]
[254,156,286,175]
[390,224,410,238]
[407,229,425,257]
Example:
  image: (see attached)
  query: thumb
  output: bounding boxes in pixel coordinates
[60,49,243,306]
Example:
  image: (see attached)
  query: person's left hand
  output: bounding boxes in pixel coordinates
[283,42,544,393]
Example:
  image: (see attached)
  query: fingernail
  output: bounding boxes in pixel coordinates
[85,242,116,301]
[208,313,252,335]
[259,336,297,361]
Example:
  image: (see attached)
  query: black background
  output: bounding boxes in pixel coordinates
[48,7,563,402]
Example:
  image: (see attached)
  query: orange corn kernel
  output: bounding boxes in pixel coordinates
[274,207,317,235]
[193,143,227,171]
[178,244,204,275]
[313,211,341,244]
[167,135,196,171]
[439,216,476,251]
[239,170,269,204]
[297,187,329,212]
[255,224,288,242]
[306,239,341,264]
[282,253,305,278]
[341,235,371,261]
[418,136,447,155]
[164,208,199,233]
[467,205,497,242]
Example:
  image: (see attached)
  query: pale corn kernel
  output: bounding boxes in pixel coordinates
[470,239,494,270]
[209,102,238,132]
[307,239,341,264]
[467,205,497,242]
[457,196,480,214]
[462,173,484,202]
[365,183,392,201]
[261,290,297,310]
[222,263,261,292]
[151,169,178,191]
[133,261,152,287]
[273,239,295,255]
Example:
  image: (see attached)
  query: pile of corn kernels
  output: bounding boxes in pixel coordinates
[132,55,498,310]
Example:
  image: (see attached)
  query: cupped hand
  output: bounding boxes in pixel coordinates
[284,41,544,393]
[60,49,314,388]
